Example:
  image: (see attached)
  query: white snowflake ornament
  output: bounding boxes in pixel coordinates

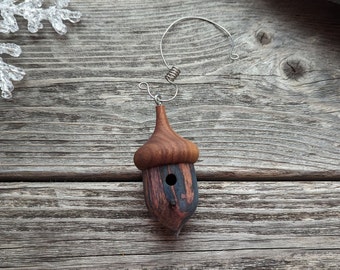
[0,0,81,34]
[0,43,25,99]
[0,0,81,99]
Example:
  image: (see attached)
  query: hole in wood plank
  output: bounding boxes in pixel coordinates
[166,174,177,186]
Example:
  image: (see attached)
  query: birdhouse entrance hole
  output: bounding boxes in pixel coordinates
[166,174,177,186]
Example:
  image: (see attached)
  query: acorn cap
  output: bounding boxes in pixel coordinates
[134,105,199,170]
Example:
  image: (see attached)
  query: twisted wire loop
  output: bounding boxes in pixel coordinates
[139,16,239,105]
[138,81,179,105]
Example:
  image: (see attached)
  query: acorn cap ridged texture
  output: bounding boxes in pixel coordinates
[134,105,199,170]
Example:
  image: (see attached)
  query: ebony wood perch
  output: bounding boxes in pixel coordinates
[0,0,339,269]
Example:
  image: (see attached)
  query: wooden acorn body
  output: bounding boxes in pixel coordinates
[134,105,199,234]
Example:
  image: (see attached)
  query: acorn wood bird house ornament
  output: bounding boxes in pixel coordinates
[134,104,199,234]
[134,17,239,235]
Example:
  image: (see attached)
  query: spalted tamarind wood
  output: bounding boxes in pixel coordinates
[134,105,199,234]
[143,163,198,234]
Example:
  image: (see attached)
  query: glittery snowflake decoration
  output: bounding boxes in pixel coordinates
[0,43,25,99]
[0,0,81,99]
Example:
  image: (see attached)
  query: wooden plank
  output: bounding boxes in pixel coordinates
[0,0,339,180]
[1,182,339,269]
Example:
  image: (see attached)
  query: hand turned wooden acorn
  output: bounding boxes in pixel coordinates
[134,16,239,235]
[134,105,199,235]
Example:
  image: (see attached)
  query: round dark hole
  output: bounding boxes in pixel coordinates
[165,174,177,186]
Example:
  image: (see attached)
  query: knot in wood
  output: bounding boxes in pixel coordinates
[256,30,272,45]
[282,59,306,80]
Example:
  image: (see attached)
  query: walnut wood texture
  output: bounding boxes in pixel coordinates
[1,182,339,269]
[0,0,339,180]
[134,105,199,170]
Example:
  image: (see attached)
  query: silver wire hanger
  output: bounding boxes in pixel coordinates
[139,16,239,105]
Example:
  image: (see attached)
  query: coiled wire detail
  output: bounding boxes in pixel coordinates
[139,16,239,105]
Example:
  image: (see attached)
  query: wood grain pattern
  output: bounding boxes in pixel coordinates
[134,105,199,170]
[134,105,199,232]
[1,182,339,269]
[0,0,339,180]
[142,163,198,234]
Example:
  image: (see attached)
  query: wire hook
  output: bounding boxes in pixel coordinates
[140,16,239,105]
[139,82,179,105]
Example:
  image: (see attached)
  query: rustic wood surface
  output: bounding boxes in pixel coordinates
[1,181,340,269]
[0,1,339,268]
[0,0,339,180]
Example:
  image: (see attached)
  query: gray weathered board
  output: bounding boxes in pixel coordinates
[1,182,340,269]
[0,0,339,180]
[1,1,340,269]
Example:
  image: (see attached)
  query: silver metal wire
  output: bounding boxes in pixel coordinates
[160,16,239,70]
[139,82,178,105]
[165,66,181,82]
[140,16,239,105]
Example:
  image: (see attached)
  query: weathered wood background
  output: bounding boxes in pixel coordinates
[0,0,339,269]
[0,0,339,180]
[1,182,340,269]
